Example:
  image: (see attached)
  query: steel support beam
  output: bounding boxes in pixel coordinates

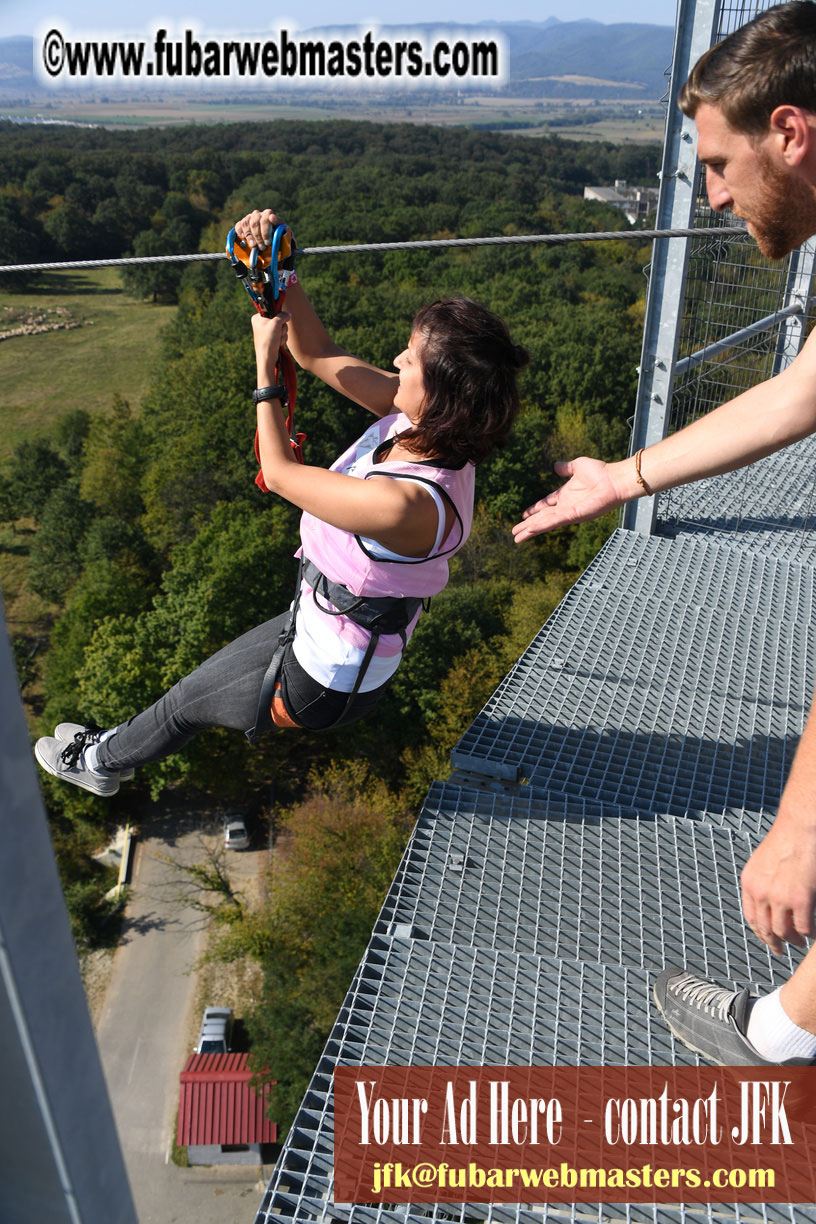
[0,603,137,1224]
[622,0,722,534]
[773,237,816,375]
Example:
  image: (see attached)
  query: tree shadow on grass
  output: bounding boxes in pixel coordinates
[0,538,31,557]
[9,271,127,298]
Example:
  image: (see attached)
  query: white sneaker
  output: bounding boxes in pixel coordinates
[35,735,120,797]
[54,723,135,781]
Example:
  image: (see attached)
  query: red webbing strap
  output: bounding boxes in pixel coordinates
[253,347,302,491]
[252,286,306,491]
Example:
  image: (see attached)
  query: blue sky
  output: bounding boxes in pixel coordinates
[0,0,678,40]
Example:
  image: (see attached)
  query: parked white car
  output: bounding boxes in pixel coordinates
[223,809,250,851]
[194,1006,233,1055]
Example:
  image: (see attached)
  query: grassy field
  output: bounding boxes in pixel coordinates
[0,267,175,460]
[3,95,666,143]
[543,113,666,142]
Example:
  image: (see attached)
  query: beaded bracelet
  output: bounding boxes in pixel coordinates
[634,448,653,496]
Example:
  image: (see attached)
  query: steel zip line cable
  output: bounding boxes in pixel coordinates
[0,225,748,275]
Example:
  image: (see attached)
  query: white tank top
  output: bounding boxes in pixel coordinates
[292,448,447,692]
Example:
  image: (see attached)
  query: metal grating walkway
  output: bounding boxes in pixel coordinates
[257,937,812,1224]
[657,434,816,564]
[450,530,815,832]
[255,423,816,1224]
[373,782,803,989]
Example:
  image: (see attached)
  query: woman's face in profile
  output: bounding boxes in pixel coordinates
[392,332,427,423]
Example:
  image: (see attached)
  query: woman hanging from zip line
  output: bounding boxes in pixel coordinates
[35,207,529,797]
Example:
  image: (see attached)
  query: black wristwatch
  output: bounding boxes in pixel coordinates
[252,384,287,404]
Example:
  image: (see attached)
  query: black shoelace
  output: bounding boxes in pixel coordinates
[59,726,102,769]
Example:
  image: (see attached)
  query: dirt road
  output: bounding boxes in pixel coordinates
[95,806,271,1223]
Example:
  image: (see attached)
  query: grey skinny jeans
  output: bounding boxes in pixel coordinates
[96,612,387,773]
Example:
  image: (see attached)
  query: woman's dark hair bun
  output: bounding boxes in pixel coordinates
[512,343,530,370]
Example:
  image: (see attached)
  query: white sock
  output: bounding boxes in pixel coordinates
[84,732,114,776]
[746,987,816,1061]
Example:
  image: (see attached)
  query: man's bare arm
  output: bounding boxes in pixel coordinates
[741,688,816,955]
[513,327,816,542]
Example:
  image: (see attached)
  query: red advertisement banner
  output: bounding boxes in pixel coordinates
[334,1065,816,1204]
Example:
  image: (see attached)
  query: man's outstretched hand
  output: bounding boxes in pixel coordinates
[512,456,628,543]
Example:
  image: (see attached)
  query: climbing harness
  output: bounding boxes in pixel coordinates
[248,424,470,735]
[246,557,423,738]
[226,223,306,479]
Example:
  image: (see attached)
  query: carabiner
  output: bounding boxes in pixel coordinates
[268,225,286,301]
[226,224,296,317]
[228,220,305,474]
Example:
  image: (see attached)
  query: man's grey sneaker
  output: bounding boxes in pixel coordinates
[53,722,135,781]
[35,734,120,797]
[654,967,816,1067]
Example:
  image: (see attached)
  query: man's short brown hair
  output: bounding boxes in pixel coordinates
[679,1,816,136]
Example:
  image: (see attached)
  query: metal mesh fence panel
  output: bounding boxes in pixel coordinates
[657,0,816,533]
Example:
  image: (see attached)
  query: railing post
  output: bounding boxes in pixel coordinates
[622,0,722,535]
[772,237,816,375]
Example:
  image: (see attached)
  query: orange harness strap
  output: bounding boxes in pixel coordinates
[270,682,301,729]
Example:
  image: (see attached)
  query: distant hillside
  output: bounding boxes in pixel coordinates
[0,19,673,102]
[0,36,32,83]
[503,20,673,97]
